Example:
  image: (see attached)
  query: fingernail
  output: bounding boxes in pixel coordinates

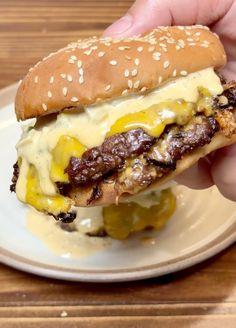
[104,14,133,36]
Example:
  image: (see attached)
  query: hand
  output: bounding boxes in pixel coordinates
[104,0,236,201]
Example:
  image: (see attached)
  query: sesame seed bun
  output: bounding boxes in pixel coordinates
[15,25,226,121]
[70,133,236,207]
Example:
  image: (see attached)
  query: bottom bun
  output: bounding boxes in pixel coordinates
[69,133,236,207]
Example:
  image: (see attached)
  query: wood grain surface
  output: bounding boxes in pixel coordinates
[0,0,236,327]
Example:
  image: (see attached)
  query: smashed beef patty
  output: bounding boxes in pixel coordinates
[66,128,156,185]
[11,82,236,210]
[66,114,220,197]
[63,82,236,196]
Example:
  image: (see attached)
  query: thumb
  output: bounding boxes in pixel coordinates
[103,0,233,37]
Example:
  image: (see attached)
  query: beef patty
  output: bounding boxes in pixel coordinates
[10,82,236,220]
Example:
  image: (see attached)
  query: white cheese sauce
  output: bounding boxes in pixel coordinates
[16,68,223,200]
[26,208,111,258]
[26,189,166,258]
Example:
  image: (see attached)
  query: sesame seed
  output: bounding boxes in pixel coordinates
[201,43,209,48]
[176,45,181,50]
[172,69,177,77]
[34,76,39,83]
[118,46,130,50]
[104,42,111,46]
[125,55,131,60]
[49,76,54,84]
[79,68,84,75]
[186,31,191,36]
[48,91,52,98]
[137,46,143,52]
[70,55,77,61]
[98,51,105,57]
[102,37,112,42]
[77,60,82,68]
[128,79,133,88]
[149,39,157,45]
[163,60,170,69]
[189,43,196,46]
[141,86,147,92]
[133,80,140,89]
[79,76,84,84]
[122,89,128,95]
[71,97,79,102]
[105,84,111,91]
[159,43,167,48]
[134,58,140,66]
[195,32,201,36]
[124,69,129,77]
[42,103,47,111]
[63,87,68,96]
[67,75,73,82]
[187,38,194,42]
[84,49,93,56]
[109,60,117,66]
[123,38,132,43]
[158,76,163,84]
[148,46,155,52]
[60,74,66,79]
[180,70,188,76]
[131,68,138,77]
[152,52,161,61]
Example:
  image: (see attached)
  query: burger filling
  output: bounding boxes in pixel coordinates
[11,68,236,221]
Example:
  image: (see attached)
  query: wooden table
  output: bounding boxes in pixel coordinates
[0,1,235,327]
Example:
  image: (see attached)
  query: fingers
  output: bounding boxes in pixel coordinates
[104,0,233,37]
[175,157,213,189]
[211,143,236,201]
[174,143,236,201]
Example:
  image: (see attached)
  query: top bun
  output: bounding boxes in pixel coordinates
[15,25,226,121]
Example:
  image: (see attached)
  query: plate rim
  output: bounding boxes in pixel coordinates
[0,83,235,282]
[1,221,235,282]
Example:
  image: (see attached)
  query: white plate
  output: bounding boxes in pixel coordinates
[0,84,235,282]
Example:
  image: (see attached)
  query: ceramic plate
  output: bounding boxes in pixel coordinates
[0,84,235,282]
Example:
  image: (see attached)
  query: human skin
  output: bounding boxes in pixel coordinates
[104,0,236,201]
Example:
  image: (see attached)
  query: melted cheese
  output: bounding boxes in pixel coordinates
[26,209,110,258]
[16,68,223,201]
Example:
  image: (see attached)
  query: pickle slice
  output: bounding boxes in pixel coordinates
[103,189,176,240]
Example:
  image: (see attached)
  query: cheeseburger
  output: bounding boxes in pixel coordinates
[11,26,236,222]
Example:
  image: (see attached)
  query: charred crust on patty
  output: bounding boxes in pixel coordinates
[50,211,77,223]
[87,184,103,205]
[56,181,72,196]
[10,162,19,192]
[65,129,156,186]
